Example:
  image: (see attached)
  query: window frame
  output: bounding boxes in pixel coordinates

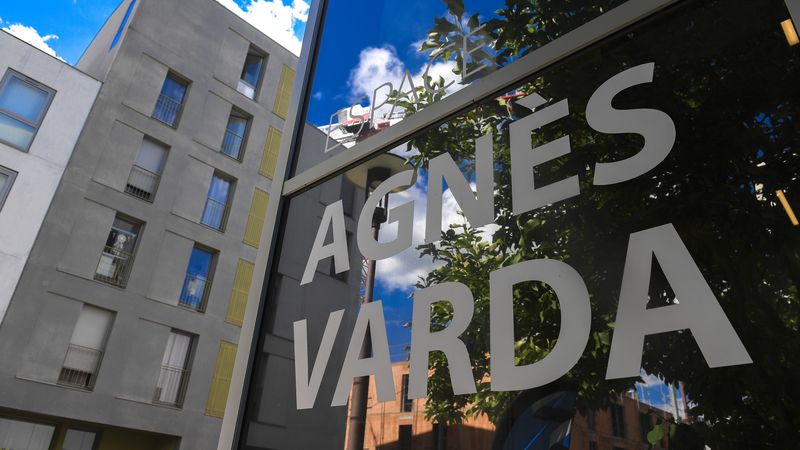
[238,46,267,101]
[93,214,144,288]
[0,165,18,211]
[221,107,251,161]
[201,171,236,232]
[0,70,56,152]
[153,329,196,408]
[152,71,190,128]
[179,244,218,313]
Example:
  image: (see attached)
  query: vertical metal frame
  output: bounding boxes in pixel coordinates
[0,69,56,153]
[220,0,329,446]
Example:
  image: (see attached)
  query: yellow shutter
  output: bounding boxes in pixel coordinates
[243,188,269,248]
[273,65,295,119]
[259,127,282,179]
[226,259,254,326]
[205,341,238,418]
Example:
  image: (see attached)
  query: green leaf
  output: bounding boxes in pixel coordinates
[443,0,465,19]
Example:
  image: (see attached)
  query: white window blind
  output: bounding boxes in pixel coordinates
[63,305,113,373]
[134,137,168,174]
[0,417,55,450]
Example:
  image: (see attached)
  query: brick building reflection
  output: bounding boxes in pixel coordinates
[345,362,689,450]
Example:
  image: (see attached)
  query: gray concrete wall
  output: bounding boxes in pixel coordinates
[0,0,299,449]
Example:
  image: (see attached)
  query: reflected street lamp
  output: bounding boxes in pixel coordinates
[344,153,416,450]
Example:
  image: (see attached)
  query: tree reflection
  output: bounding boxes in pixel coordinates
[397,0,800,447]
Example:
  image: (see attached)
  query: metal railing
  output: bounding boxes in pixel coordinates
[153,365,190,407]
[221,129,245,159]
[94,245,135,288]
[58,344,103,389]
[125,164,161,202]
[152,94,182,127]
[201,197,228,230]
[178,274,211,312]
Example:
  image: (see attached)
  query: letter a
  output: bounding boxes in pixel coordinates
[606,224,752,379]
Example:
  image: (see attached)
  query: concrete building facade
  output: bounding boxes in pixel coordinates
[0,0,297,449]
[0,31,100,324]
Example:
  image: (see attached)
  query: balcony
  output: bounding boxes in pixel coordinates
[153,365,190,407]
[221,129,245,160]
[94,245,134,288]
[58,344,103,389]
[152,94,182,127]
[125,165,161,202]
[178,274,210,312]
[201,197,228,231]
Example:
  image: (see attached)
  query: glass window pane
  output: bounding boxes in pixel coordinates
[187,247,213,278]
[226,115,248,136]
[241,53,264,87]
[0,76,49,123]
[207,176,230,203]
[0,113,36,150]
[241,1,800,449]
[160,75,187,103]
[0,172,9,195]
[62,429,96,450]
[0,417,55,450]
[105,217,140,253]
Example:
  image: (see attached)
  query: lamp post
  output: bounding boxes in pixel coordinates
[344,153,416,450]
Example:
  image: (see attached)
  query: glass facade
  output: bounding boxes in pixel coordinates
[238,0,800,449]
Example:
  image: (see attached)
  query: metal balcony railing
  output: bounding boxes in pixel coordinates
[152,94,182,127]
[201,197,228,231]
[94,245,135,288]
[221,129,245,160]
[58,344,103,389]
[125,164,161,202]
[178,274,210,312]
[153,365,190,407]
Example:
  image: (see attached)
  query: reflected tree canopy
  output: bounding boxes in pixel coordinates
[391,0,800,447]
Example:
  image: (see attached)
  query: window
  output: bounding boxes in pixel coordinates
[154,330,193,407]
[640,412,651,441]
[201,173,233,231]
[0,71,54,151]
[399,425,412,450]
[125,137,167,202]
[238,47,266,99]
[0,417,56,449]
[222,109,249,160]
[0,166,17,211]
[179,246,215,312]
[62,429,97,450]
[58,305,113,389]
[94,215,141,288]
[109,0,136,50]
[152,72,188,127]
[611,404,626,438]
[400,373,413,412]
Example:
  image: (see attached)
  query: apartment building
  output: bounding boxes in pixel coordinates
[0,0,296,449]
[0,31,100,325]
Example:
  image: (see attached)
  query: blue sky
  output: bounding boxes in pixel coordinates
[0,0,310,64]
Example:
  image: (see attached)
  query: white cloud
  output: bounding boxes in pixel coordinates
[215,0,309,56]
[1,23,64,61]
[347,45,462,120]
[375,177,497,292]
